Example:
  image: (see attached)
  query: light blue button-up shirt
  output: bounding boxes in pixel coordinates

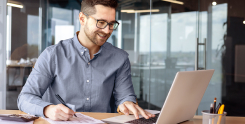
[17,33,137,117]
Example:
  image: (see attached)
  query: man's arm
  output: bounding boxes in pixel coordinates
[17,47,75,120]
[17,48,54,117]
[113,58,155,119]
[113,58,137,106]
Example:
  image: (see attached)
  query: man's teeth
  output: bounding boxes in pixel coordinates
[98,33,106,37]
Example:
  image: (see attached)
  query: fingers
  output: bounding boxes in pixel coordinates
[123,102,139,119]
[58,110,73,121]
[145,111,155,118]
[58,104,75,115]
[121,101,156,119]
[119,104,129,115]
[136,106,155,118]
[135,105,149,119]
[45,104,74,121]
[44,104,71,121]
[140,108,156,118]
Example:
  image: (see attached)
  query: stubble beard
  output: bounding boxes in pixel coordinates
[84,24,111,46]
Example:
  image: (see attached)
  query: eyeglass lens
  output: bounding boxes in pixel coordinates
[97,20,118,30]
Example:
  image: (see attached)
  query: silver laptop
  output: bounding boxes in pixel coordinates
[102,69,215,124]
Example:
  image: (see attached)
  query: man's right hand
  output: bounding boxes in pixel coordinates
[44,104,75,121]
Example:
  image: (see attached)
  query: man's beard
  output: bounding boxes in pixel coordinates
[84,23,111,46]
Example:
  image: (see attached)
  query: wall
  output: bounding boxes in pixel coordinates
[0,0,7,109]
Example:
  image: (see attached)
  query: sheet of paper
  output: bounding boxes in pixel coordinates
[43,113,104,124]
[0,119,33,124]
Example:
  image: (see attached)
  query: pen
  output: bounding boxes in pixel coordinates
[213,97,216,114]
[209,103,214,124]
[217,104,225,124]
[215,103,221,114]
[210,103,214,113]
[55,94,77,117]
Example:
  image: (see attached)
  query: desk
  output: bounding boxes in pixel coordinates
[1,110,245,124]
[6,63,33,90]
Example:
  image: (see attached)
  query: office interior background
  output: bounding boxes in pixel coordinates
[0,0,245,116]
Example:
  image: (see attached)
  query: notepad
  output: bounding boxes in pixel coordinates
[42,113,104,124]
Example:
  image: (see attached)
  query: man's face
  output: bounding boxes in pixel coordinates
[84,5,116,46]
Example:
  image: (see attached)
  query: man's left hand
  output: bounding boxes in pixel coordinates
[118,101,155,119]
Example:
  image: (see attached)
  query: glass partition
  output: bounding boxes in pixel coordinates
[199,0,245,116]
[5,0,41,109]
[0,0,7,110]
[118,2,152,109]
[147,1,198,110]
[198,2,228,114]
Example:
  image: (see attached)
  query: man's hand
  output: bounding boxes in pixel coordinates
[118,101,155,119]
[44,104,75,121]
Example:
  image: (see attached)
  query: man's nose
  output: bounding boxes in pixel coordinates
[102,25,111,34]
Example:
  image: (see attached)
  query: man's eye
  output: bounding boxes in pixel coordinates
[98,21,106,25]
[110,23,115,25]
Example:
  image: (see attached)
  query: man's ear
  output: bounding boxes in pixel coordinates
[79,12,86,26]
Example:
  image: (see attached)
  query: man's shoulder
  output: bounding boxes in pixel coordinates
[45,38,73,53]
[103,42,129,59]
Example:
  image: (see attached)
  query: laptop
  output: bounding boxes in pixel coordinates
[102,69,215,124]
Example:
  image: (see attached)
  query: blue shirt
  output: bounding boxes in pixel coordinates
[17,33,137,117]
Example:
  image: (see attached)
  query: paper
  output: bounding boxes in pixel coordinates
[43,113,104,124]
[0,120,33,124]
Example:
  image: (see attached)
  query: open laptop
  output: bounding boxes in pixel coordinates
[102,69,215,124]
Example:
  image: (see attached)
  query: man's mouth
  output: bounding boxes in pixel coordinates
[98,33,106,38]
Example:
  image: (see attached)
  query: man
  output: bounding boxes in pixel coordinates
[18,0,155,121]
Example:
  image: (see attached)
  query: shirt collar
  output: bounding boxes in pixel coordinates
[73,31,104,56]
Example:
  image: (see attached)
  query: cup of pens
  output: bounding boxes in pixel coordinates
[202,97,227,124]
[202,110,227,124]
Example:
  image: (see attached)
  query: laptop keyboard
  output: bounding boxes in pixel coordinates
[125,113,160,124]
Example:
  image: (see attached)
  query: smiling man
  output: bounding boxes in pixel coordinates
[17,0,155,121]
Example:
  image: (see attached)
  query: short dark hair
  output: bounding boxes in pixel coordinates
[81,0,118,15]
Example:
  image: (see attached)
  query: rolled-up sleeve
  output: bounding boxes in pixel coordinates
[113,58,137,107]
[17,47,55,117]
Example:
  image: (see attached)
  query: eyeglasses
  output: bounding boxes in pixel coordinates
[84,13,119,30]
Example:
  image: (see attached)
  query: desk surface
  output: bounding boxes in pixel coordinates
[7,64,33,68]
[1,110,245,124]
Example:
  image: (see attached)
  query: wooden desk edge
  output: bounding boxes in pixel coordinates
[0,110,121,124]
[1,110,245,124]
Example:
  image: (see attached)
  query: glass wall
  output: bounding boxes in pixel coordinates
[0,0,7,110]
[199,0,245,116]
[3,0,245,116]
[198,2,228,115]
[5,0,41,109]
[45,0,81,47]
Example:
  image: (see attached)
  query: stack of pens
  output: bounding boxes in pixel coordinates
[207,97,226,124]
[210,97,225,115]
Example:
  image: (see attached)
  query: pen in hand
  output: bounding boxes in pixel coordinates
[55,94,77,117]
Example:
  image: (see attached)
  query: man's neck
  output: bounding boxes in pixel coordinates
[77,31,100,59]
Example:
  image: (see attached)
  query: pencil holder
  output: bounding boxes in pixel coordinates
[202,110,227,124]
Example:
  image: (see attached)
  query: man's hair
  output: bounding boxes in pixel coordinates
[81,0,118,15]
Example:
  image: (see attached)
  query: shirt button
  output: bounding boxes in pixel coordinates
[81,52,83,54]
[87,98,89,101]
[88,62,90,65]
[84,49,87,51]
[87,80,89,82]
